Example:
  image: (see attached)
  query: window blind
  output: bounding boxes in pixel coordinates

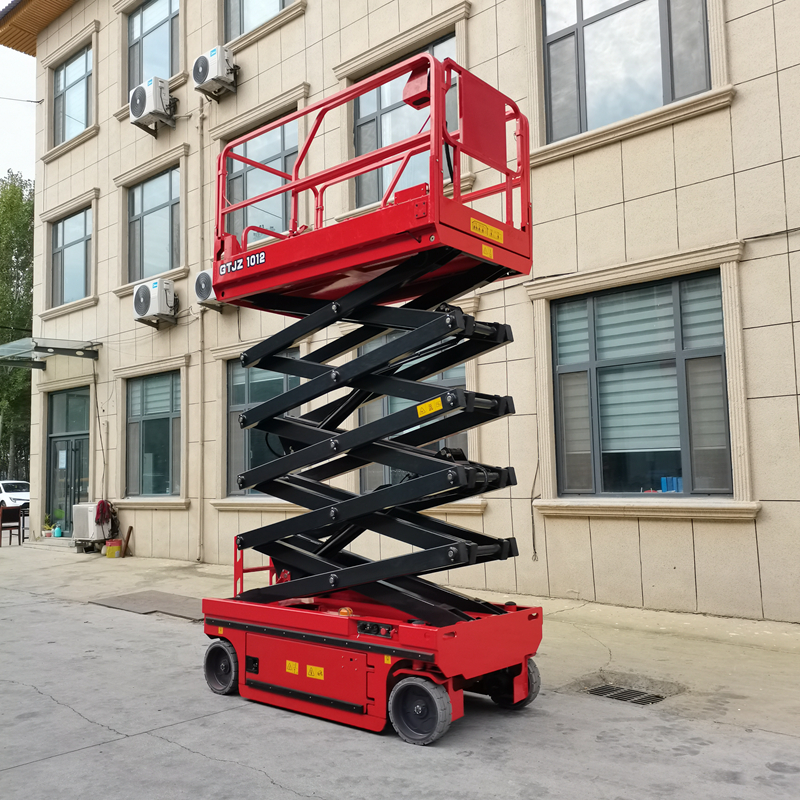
[555,299,589,364]
[598,361,680,453]
[595,283,674,361]
[680,274,724,349]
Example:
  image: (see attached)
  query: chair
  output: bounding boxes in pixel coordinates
[0,506,22,546]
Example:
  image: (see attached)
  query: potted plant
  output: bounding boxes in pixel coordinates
[42,514,54,538]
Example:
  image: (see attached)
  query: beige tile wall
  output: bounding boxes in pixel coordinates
[27,0,800,623]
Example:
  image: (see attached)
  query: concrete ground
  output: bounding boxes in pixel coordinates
[1,544,799,800]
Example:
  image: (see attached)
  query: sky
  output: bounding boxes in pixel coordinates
[0,43,37,180]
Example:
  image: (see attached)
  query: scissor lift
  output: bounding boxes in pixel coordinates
[202,53,542,745]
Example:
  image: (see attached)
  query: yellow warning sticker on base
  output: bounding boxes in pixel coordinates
[307,665,324,680]
[384,655,392,665]
[416,397,443,418]
[217,627,224,635]
[470,218,504,244]
[482,244,494,260]
[286,660,299,675]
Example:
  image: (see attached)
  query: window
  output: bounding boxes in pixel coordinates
[54,47,92,146]
[552,272,732,496]
[127,372,181,496]
[358,334,468,493]
[227,357,300,494]
[52,207,91,307]
[226,120,298,243]
[128,167,180,282]
[128,0,180,92]
[225,0,286,41]
[543,0,710,142]
[354,35,458,208]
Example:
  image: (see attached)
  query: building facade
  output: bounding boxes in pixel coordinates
[0,0,797,622]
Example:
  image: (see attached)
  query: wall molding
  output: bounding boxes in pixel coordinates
[227,0,307,54]
[530,86,735,168]
[113,143,190,187]
[113,353,190,380]
[210,498,299,513]
[112,265,191,298]
[421,498,486,516]
[41,19,99,69]
[39,295,99,321]
[720,260,753,501]
[40,187,100,222]
[36,372,96,393]
[113,498,191,510]
[41,124,100,164]
[209,83,310,142]
[534,499,761,521]
[524,241,745,300]
[210,338,263,361]
[334,1,471,81]
[112,0,145,13]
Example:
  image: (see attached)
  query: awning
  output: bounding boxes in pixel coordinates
[0,337,101,370]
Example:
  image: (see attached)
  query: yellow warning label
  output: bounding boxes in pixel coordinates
[470,218,504,244]
[217,626,224,635]
[384,655,392,665]
[286,660,299,675]
[482,244,494,260]
[307,665,324,680]
[416,396,443,418]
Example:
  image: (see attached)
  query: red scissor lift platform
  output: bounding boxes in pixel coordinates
[202,53,542,745]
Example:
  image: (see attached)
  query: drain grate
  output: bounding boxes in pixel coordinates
[587,684,665,705]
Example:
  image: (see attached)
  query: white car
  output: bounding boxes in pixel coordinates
[0,481,30,508]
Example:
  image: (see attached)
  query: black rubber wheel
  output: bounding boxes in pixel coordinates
[388,676,452,745]
[0,501,5,507]
[204,640,239,695]
[492,659,540,710]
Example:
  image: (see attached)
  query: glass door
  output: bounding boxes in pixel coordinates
[47,388,91,536]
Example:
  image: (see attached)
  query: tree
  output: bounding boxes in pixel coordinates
[0,170,34,480]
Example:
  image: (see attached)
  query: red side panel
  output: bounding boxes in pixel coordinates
[459,69,507,173]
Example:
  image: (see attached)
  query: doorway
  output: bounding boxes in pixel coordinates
[47,387,90,536]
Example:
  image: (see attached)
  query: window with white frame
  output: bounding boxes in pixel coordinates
[54,46,92,146]
[358,334,468,493]
[128,0,180,92]
[127,372,181,496]
[552,272,732,496]
[543,0,710,143]
[226,119,298,244]
[227,356,300,494]
[128,167,180,282]
[52,207,92,307]
[353,35,458,208]
[225,0,286,41]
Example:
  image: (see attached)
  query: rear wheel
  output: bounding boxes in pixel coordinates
[491,658,540,710]
[388,676,452,745]
[204,640,239,695]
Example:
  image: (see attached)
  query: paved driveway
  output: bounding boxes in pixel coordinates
[2,579,799,800]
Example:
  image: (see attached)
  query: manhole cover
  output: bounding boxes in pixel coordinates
[587,684,665,705]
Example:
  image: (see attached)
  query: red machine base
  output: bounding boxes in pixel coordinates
[203,592,542,745]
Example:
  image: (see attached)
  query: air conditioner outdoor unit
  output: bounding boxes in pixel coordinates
[72,503,107,543]
[194,268,224,310]
[192,45,237,100]
[129,76,175,131]
[133,278,177,325]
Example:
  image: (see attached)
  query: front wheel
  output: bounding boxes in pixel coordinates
[388,676,452,745]
[204,640,239,695]
[491,659,540,710]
